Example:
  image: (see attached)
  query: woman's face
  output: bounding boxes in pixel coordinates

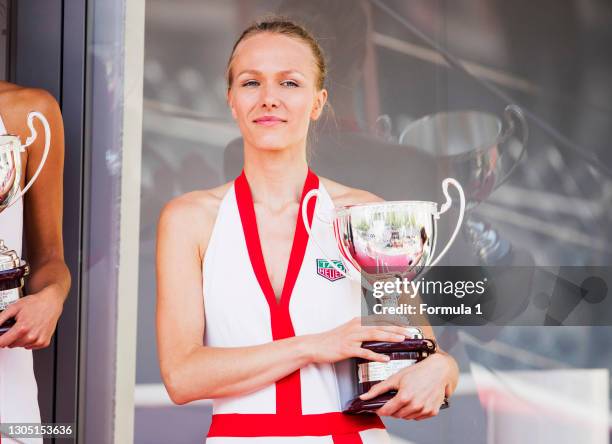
[227,32,327,152]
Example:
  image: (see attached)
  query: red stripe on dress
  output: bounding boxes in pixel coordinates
[208,412,382,437]
[234,169,318,415]
[332,432,364,444]
[231,171,382,441]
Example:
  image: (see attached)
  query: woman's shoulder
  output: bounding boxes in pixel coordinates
[0,82,60,116]
[158,182,233,248]
[160,182,232,223]
[0,81,62,136]
[319,176,384,207]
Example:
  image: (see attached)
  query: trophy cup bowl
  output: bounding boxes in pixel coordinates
[399,105,528,264]
[0,111,51,334]
[302,178,465,414]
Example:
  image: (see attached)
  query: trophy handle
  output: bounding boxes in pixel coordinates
[495,104,528,189]
[3,111,51,209]
[302,189,349,279]
[428,178,465,267]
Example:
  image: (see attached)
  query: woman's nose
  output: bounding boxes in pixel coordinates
[260,85,280,108]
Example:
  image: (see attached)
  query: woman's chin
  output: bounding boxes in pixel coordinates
[252,140,294,152]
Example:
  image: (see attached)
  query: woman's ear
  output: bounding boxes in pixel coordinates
[227,89,237,120]
[311,88,328,121]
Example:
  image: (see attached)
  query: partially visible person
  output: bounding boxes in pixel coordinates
[0,81,71,444]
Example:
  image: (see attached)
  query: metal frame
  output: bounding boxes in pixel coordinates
[81,0,144,442]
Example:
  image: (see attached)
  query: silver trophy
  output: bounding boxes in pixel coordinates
[301,178,465,413]
[0,111,51,334]
[399,105,528,264]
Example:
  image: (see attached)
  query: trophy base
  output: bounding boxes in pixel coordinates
[345,339,449,415]
[0,262,29,290]
[344,391,449,414]
[0,261,28,336]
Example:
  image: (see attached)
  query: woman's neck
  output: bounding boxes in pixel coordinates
[243,144,309,211]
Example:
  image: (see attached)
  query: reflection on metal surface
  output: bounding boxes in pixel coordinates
[372,0,612,180]
[400,105,527,264]
[400,106,527,208]
[143,99,239,146]
[336,201,438,279]
[477,202,611,253]
[372,32,540,95]
[487,184,612,219]
[134,384,211,408]
[459,330,567,370]
[471,363,609,443]
[144,98,230,122]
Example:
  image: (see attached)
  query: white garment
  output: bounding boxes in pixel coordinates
[0,114,41,444]
[202,174,390,443]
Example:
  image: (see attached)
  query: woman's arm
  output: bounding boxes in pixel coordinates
[0,88,70,349]
[156,196,410,405]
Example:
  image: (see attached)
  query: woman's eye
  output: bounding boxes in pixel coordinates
[241,80,298,88]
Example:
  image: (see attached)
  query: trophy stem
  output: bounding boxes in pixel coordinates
[464,215,511,265]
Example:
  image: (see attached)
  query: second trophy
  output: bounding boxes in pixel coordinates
[302,178,465,413]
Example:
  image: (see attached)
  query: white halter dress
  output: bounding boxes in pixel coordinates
[0,114,41,444]
[202,170,390,443]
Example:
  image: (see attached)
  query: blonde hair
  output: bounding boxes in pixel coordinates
[226,16,328,91]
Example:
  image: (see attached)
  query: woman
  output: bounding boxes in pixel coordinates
[0,82,71,444]
[157,18,458,443]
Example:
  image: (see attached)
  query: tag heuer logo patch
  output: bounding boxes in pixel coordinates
[316,258,346,282]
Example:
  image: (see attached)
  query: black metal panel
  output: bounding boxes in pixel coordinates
[11,0,62,96]
[56,0,86,440]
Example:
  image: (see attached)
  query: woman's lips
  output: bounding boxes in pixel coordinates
[253,117,286,126]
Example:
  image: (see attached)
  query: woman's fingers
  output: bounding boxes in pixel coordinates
[355,325,411,341]
[361,329,405,343]
[395,401,424,419]
[375,325,413,336]
[0,302,19,326]
[375,392,405,417]
[0,321,25,348]
[413,407,440,421]
[361,314,408,326]
[410,399,440,420]
[354,348,391,363]
[396,392,443,420]
[359,378,395,401]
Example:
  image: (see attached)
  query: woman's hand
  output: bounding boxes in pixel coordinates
[305,317,411,364]
[360,353,455,420]
[0,284,65,349]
